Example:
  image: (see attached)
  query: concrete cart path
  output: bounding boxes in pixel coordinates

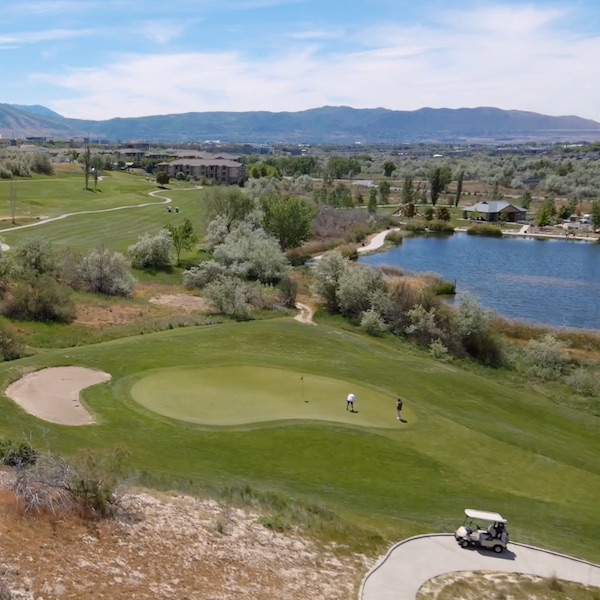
[360,534,600,600]
[357,228,400,254]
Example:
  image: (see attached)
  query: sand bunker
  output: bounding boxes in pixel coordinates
[5,366,111,426]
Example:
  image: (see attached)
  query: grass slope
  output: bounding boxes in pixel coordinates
[0,173,210,252]
[0,318,598,561]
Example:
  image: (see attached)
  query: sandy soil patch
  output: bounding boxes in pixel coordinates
[294,302,316,325]
[149,294,210,312]
[0,481,369,600]
[5,366,111,426]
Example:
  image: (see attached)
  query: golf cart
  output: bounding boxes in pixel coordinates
[455,509,509,554]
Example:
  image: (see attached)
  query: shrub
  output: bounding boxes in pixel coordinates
[521,334,568,380]
[213,220,290,284]
[455,293,503,366]
[429,339,450,360]
[403,221,428,233]
[435,206,451,221]
[29,152,53,175]
[0,439,37,467]
[0,322,26,361]
[203,276,253,320]
[565,367,600,396]
[13,448,128,520]
[73,247,136,297]
[16,237,58,275]
[337,243,358,260]
[183,261,229,289]
[433,280,456,295]
[278,275,298,308]
[0,247,20,292]
[128,229,172,270]
[259,514,292,532]
[467,224,503,237]
[405,304,443,344]
[175,171,186,181]
[337,266,386,318]
[427,220,455,233]
[360,309,388,336]
[385,230,403,246]
[285,246,313,266]
[311,253,349,312]
[4,275,76,323]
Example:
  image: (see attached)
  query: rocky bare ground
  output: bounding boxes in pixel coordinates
[0,471,370,600]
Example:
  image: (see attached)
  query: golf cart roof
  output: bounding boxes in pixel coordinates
[465,509,506,524]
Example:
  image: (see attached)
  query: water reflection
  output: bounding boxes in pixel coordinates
[359,234,600,330]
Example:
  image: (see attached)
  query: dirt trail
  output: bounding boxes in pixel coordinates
[294,302,316,325]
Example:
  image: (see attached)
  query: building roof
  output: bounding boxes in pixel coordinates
[463,200,525,213]
[159,158,243,168]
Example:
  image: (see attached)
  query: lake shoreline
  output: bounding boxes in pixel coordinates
[359,230,600,331]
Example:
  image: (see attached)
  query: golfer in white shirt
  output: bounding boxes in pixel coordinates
[346,392,356,412]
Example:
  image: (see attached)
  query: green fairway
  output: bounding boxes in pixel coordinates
[131,365,406,426]
[0,318,598,561]
[0,179,210,252]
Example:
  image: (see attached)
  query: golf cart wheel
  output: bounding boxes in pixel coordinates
[493,545,503,554]
[460,540,469,548]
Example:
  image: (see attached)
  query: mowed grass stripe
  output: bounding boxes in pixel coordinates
[1,187,210,252]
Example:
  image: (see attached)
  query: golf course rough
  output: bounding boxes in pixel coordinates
[130,365,405,427]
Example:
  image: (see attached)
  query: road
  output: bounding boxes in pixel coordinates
[360,534,600,600]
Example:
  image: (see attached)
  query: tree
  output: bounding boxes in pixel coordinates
[378,180,391,205]
[91,154,104,191]
[454,170,464,207]
[311,253,348,312]
[382,161,397,178]
[165,219,198,266]
[156,171,170,186]
[212,220,289,283]
[205,187,254,230]
[82,145,92,190]
[428,167,452,207]
[520,190,532,209]
[260,194,313,250]
[535,202,552,227]
[435,206,451,221]
[367,188,378,215]
[401,176,417,205]
[491,181,502,200]
[591,200,600,228]
[9,180,17,224]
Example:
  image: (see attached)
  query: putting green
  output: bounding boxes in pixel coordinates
[130,366,406,427]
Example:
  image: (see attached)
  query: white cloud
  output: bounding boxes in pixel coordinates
[136,20,190,45]
[0,29,92,45]
[40,4,600,121]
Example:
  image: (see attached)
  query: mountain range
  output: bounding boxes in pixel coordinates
[2,103,600,144]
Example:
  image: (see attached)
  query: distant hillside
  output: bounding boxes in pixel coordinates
[10,104,65,120]
[2,103,600,143]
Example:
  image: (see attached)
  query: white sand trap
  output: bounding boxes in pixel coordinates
[5,366,111,426]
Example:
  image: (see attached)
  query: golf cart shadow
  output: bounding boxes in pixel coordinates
[474,546,517,561]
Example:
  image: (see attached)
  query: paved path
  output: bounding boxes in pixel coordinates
[357,228,400,254]
[360,534,600,600]
[294,302,316,325]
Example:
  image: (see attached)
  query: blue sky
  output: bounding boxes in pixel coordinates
[1,0,600,121]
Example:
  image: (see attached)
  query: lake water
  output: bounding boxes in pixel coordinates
[359,234,600,330]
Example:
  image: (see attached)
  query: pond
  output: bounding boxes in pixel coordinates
[359,234,600,330]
